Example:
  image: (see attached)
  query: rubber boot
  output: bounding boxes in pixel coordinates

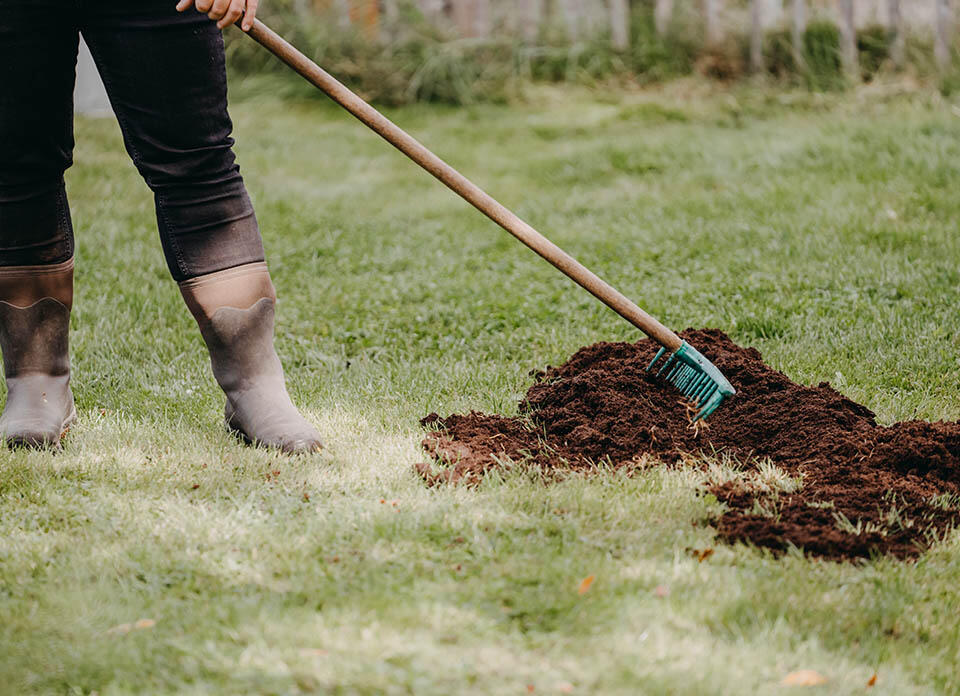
[179,262,322,454]
[0,258,77,448]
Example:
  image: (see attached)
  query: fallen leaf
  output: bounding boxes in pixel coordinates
[107,618,155,635]
[653,585,670,598]
[526,686,535,693]
[867,673,877,687]
[577,575,595,595]
[696,548,714,562]
[781,670,828,686]
[557,681,574,693]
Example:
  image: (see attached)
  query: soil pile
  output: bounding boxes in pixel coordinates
[418,329,960,561]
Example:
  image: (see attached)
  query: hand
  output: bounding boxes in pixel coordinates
[176,0,260,31]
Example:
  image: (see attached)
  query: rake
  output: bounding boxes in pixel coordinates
[243,21,736,421]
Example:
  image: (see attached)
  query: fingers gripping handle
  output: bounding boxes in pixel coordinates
[243,20,684,352]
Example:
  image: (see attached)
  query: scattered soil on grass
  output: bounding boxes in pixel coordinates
[418,329,960,561]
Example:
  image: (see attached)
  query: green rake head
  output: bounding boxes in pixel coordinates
[647,342,736,422]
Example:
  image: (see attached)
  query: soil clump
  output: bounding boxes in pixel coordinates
[418,329,960,561]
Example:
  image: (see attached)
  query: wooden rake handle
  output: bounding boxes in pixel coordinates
[245,20,684,351]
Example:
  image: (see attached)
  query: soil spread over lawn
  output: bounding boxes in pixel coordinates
[418,329,960,561]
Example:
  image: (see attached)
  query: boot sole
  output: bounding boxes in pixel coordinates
[4,405,77,450]
[225,420,323,455]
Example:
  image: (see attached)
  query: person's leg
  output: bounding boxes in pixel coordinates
[179,263,322,453]
[0,0,79,446]
[82,2,321,452]
[81,2,262,279]
[0,262,76,446]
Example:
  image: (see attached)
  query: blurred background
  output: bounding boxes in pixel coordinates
[214,0,960,104]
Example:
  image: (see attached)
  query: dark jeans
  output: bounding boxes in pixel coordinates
[0,0,265,281]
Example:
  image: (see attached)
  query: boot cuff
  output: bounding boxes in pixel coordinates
[0,257,74,310]
[179,262,276,323]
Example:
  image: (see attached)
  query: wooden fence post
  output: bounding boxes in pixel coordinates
[562,0,581,41]
[764,0,783,27]
[452,0,468,35]
[838,0,857,77]
[935,0,953,70]
[348,0,380,39]
[887,0,904,67]
[333,0,351,29]
[609,0,630,50]
[655,0,675,36]
[416,0,444,23]
[476,0,492,37]
[294,0,312,18]
[453,0,471,36]
[519,0,543,41]
[750,0,764,72]
[453,0,493,38]
[704,0,723,46]
[792,0,806,68]
[383,0,399,24]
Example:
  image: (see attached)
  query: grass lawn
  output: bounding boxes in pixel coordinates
[2,79,960,694]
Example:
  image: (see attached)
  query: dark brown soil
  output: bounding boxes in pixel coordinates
[418,329,960,561]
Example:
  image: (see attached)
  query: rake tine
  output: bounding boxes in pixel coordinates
[692,376,713,400]
[690,373,709,393]
[657,353,679,377]
[696,384,717,406]
[665,367,684,386]
[644,341,735,422]
[648,347,667,371]
[695,392,724,422]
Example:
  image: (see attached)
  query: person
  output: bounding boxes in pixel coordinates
[0,0,323,453]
